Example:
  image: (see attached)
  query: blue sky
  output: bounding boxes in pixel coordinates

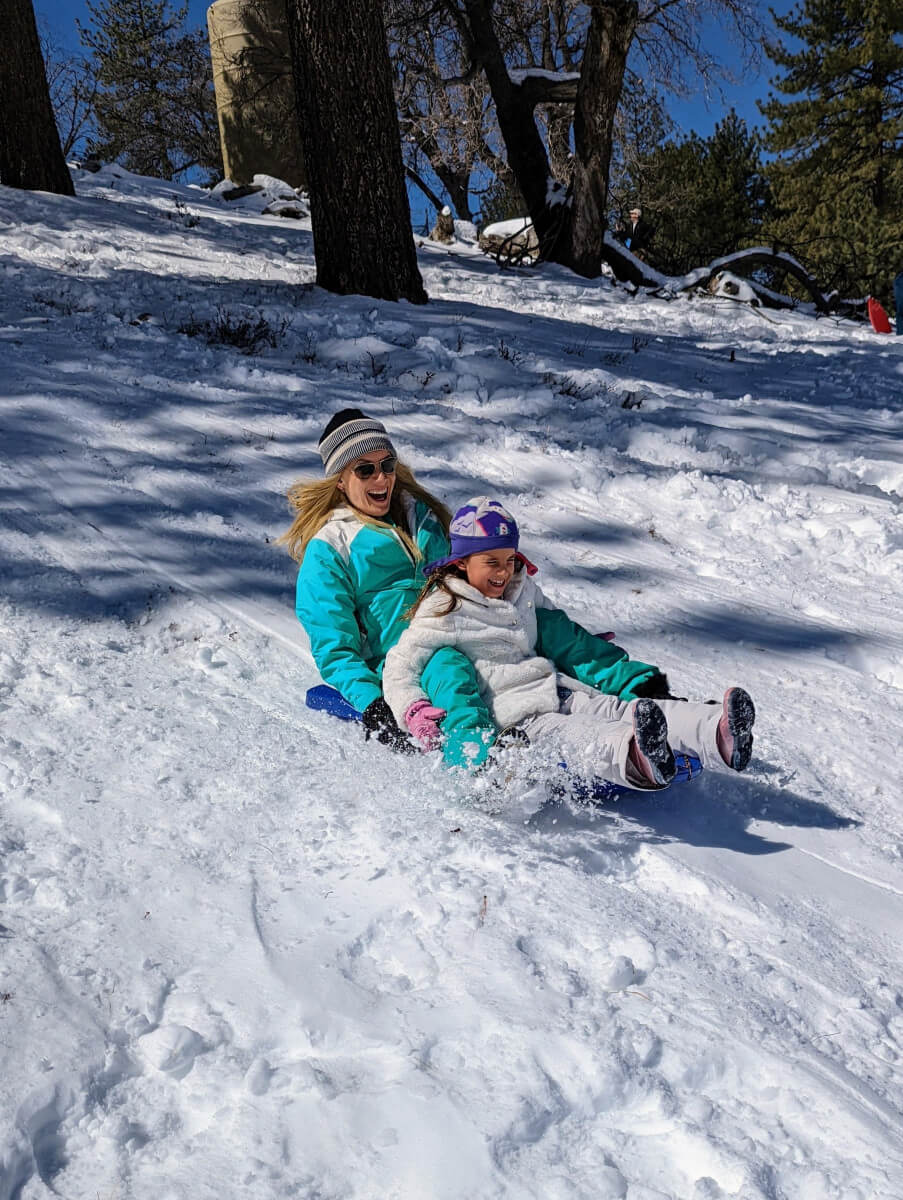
[38,0,791,223]
[37,0,213,50]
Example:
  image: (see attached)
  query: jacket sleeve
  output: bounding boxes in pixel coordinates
[296,539,383,714]
[421,647,497,770]
[386,623,498,771]
[382,608,459,726]
[534,590,660,699]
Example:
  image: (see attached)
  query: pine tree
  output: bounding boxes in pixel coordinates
[623,112,770,275]
[1,0,75,194]
[760,0,903,302]
[705,111,771,254]
[79,0,220,180]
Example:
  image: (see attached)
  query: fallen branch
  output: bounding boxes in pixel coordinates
[478,218,867,317]
[600,235,865,317]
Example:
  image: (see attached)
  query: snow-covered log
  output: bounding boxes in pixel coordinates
[600,235,864,316]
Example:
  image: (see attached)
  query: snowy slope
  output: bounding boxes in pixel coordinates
[1,165,903,1200]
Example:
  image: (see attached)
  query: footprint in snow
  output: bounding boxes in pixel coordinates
[197,646,228,670]
[244,1055,274,1095]
[137,1024,208,1079]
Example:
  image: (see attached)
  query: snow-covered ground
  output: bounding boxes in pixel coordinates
[2,165,903,1200]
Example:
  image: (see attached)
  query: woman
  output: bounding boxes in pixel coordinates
[280,409,495,764]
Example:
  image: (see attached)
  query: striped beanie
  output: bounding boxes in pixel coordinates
[318,409,396,477]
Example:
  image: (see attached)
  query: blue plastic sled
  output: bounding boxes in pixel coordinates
[307,684,366,723]
[306,684,702,803]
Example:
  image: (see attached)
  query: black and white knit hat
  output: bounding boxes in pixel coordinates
[318,409,396,477]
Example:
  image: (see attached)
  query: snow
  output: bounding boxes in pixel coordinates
[2,165,903,1199]
[482,216,534,238]
[508,68,581,85]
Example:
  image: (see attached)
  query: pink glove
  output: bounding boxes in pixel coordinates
[404,700,446,751]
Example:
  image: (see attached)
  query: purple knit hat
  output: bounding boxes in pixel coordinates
[423,497,537,576]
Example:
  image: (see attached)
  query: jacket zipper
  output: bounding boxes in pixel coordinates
[383,523,415,567]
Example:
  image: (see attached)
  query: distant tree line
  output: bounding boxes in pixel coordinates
[40,0,222,181]
[3,0,901,305]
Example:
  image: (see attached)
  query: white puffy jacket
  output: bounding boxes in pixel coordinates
[382,570,597,731]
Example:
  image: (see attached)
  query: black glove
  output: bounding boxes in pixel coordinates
[361,698,416,755]
[630,673,675,700]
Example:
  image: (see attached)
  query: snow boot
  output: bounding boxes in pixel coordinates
[716,687,756,771]
[629,699,676,787]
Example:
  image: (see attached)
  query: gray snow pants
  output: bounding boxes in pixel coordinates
[519,688,726,791]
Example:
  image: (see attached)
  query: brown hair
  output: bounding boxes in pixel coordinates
[277,460,452,563]
[403,561,467,621]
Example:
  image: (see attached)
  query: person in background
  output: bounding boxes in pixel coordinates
[617,206,655,260]
[280,409,496,765]
[895,271,903,335]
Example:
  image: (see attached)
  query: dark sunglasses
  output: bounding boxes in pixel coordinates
[351,455,397,480]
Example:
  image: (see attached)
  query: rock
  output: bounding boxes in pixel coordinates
[708,271,759,304]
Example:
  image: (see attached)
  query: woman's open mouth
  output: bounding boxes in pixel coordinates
[368,489,390,503]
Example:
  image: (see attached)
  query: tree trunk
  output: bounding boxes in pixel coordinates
[0,0,75,194]
[405,165,445,213]
[455,0,637,275]
[433,165,472,222]
[566,0,637,277]
[545,106,573,184]
[459,0,560,248]
[284,0,426,303]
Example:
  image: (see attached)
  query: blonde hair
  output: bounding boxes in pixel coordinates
[277,460,452,563]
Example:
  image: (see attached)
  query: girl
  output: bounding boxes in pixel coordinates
[382,497,756,790]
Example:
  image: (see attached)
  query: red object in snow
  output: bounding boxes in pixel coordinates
[868,296,892,333]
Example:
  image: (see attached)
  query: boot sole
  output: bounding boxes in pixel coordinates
[633,699,676,786]
[725,688,755,771]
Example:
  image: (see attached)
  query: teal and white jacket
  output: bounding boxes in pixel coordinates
[295,495,496,765]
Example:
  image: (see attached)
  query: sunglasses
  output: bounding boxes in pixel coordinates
[351,455,397,480]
